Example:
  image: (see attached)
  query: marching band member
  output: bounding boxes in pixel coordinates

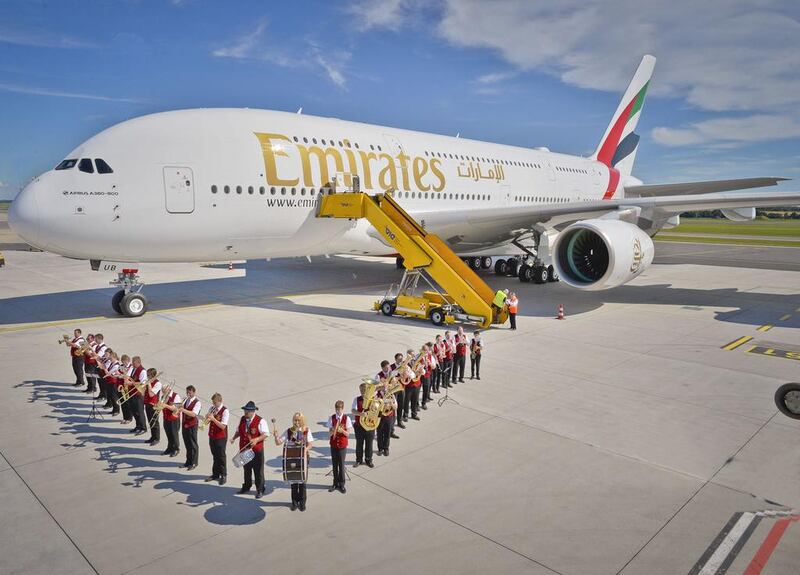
[328,400,352,493]
[444,330,457,386]
[161,386,182,457]
[143,368,162,445]
[390,352,406,428]
[175,386,201,470]
[274,412,314,511]
[454,326,468,383]
[421,343,438,409]
[128,356,148,435]
[205,393,229,485]
[101,349,121,415]
[231,401,269,499]
[434,334,447,393]
[81,334,96,393]
[470,330,483,380]
[376,379,395,457]
[118,354,133,425]
[91,335,108,401]
[351,382,374,468]
[405,348,422,420]
[67,329,86,387]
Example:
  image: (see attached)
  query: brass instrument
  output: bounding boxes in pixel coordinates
[58,334,71,345]
[149,380,176,428]
[358,378,383,431]
[117,371,162,406]
[380,376,405,416]
[199,405,217,431]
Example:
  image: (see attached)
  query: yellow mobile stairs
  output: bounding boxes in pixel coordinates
[316,191,509,329]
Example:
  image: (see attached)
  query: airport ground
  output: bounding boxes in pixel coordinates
[0,234,798,574]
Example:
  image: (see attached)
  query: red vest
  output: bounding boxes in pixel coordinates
[471,339,482,355]
[208,406,227,440]
[377,387,394,416]
[69,337,83,358]
[445,339,455,359]
[84,343,98,365]
[238,415,264,452]
[182,397,199,429]
[130,366,145,396]
[353,396,364,426]
[144,380,160,406]
[456,334,468,356]
[103,361,119,384]
[329,414,348,449]
[163,391,180,422]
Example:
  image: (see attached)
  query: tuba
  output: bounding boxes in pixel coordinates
[358,378,383,431]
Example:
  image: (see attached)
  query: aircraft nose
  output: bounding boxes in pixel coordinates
[8,181,41,247]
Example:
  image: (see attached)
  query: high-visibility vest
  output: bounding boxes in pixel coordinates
[508,297,518,313]
[493,290,507,307]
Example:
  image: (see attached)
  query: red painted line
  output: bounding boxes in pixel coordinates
[742,517,799,575]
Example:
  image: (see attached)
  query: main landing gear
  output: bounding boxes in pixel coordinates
[110,268,148,317]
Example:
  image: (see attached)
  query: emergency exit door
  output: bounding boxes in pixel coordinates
[163,167,195,213]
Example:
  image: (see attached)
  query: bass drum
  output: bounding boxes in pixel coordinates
[774,382,800,420]
[283,444,308,483]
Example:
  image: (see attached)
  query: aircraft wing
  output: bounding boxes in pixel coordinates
[625,177,788,197]
[417,190,800,247]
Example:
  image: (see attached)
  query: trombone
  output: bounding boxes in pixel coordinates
[117,371,162,406]
[149,380,176,429]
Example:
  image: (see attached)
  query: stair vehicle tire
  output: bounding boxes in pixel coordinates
[381,300,395,316]
[429,307,446,326]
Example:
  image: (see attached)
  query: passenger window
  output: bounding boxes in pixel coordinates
[211,185,218,194]
[259,187,265,195]
[93,159,113,173]
[248,186,254,194]
[55,159,78,170]
[78,158,94,173]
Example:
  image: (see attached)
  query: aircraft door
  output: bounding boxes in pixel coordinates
[163,166,195,213]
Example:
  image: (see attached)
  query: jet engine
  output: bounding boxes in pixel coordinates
[553,219,654,290]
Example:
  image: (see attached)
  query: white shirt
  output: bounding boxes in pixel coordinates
[471,338,484,349]
[183,396,202,415]
[135,368,147,383]
[242,416,268,435]
[351,397,364,413]
[149,379,162,396]
[328,414,352,433]
[279,428,315,444]
[121,363,132,376]
[166,391,182,405]
[214,404,230,426]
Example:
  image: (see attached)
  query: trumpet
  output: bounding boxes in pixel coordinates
[58,334,71,345]
[199,405,217,431]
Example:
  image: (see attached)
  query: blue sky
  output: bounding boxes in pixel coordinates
[2,0,799,200]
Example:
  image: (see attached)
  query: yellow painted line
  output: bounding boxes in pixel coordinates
[757,324,773,332]
[721,336,753,351]
[779,314,792,321]
[746,346,800,361]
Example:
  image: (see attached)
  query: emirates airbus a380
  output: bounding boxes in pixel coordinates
[9,55,800,316]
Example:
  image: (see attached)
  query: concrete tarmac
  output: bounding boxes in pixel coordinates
[0,251,799,575]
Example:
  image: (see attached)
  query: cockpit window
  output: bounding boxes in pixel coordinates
[95,159,113,174]
[55,159,78,170]
[78,158,94,173]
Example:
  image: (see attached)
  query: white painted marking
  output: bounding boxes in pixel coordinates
[698,512,755,575]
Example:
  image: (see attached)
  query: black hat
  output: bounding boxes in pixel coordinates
[241,401,258,411]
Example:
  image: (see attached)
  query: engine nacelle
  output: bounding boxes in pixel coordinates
[553,219,654,290]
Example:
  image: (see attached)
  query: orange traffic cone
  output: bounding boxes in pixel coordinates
[228,261,234,271]
[556,304,565,320]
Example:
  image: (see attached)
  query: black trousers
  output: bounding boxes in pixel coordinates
[441,359,452,387]
[455,355,466,381]
[164,418,180,453]
[84,364,96,391]
[182,425,198,466]
[510,312,516,329]
[471,354,481,378]
[131,396,146,431]
[377,415,392,452]
[395,389,406,421]
[106,381,119,414]
[330,445,347,487]
[421,375,431,404]
[242,448,264,492]
[408,385,420,416]
[72,357,85,386]
[120,393,132,421]
[291,482,307,504]
[209,437,227,478]
[145,403,161,441]
[96,371,107,399]
[432,366,441,392]
[354,424,374,463]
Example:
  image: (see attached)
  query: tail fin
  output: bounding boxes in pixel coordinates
[591,55,655,178]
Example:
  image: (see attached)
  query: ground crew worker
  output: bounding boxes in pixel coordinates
[507,291,519,330]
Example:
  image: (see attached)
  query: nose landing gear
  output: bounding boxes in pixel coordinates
[110,268,148,317]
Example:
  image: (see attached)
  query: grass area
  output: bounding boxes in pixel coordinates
[656,235,800,247]
[663,218,800,237]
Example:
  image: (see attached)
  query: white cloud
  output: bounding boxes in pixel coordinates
[652,115,800,146]
[0,83,144,104]
[364,0,799,147]
[213,23,350,89]
[0,181,7,188]
[474,71,517,85]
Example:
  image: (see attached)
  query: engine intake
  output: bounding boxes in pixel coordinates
[553,219,654,290]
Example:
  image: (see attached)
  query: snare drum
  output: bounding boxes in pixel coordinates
[282,443,307,484]
[232,447,255,468]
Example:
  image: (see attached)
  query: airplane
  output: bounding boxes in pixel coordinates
[9,55,800,317]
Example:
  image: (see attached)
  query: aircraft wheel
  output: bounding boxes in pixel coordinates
[775,383,800,420]
[121,293,147,318]
[111,290,125,315]
[480,256,492,269]
[494,259,508,275]
[547,265,559,282]
[532,266,548,284]
[518,265,533,283]
[381,300,396,316]
[429,308,445,326]
[508,258,519,277]
[470,257,481,270]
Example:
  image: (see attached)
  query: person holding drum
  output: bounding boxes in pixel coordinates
[274,412,314,511]
[231,401,269,499]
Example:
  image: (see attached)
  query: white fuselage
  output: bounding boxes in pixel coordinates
[11,108,617,262]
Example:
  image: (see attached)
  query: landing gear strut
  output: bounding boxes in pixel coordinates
[110,269,148,317]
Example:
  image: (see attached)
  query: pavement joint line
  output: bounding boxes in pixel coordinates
[0,448,100,575]
[615,411,780,575]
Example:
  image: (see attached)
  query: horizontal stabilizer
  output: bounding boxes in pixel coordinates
[625,177,788,198]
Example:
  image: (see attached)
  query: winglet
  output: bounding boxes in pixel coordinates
[592,55,655,177]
